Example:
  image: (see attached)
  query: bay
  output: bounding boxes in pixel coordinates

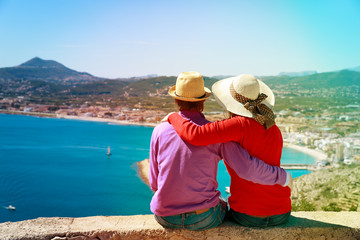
[0,114,314,223]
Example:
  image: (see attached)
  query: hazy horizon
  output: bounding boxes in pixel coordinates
[4,56,359,80]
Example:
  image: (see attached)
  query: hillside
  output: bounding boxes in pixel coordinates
[262,70,360,89]
[69,80,128,96]
[1,57,360,96]
[122,76,218,96]
[1,57,359,114]
[292,164,360,212]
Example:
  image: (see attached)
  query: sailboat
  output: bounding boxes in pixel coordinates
[106,146,112,156]
[6,205,16,210]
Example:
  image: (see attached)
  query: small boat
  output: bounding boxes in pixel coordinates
[6,205,16,210]
[106,146,112,156]
[225,187,230,194]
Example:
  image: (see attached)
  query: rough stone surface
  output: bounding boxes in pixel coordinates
[1,212,359,240]
[292,164,360,211]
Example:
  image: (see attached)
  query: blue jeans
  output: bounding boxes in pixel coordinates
[154,201,227,231]
[228,209,291,228]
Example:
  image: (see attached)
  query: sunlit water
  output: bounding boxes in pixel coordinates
[0,114,314,222]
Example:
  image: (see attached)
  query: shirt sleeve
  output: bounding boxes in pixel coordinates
[149,131,159,192]
[220,141,287,186]
[168,112,243,146]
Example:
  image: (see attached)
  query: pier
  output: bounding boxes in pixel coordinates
[281,164,317,170]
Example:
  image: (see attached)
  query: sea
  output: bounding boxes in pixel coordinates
[0,113,314,223]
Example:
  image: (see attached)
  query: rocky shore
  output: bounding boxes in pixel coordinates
[292,164,360,212]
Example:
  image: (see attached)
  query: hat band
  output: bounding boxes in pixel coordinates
[230,83,276,129]
[174,91,207,99]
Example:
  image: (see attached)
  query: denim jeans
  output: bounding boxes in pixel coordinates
[228,209,291,228]
[154,201,227,231]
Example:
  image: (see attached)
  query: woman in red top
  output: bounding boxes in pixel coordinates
[168,74,291,227]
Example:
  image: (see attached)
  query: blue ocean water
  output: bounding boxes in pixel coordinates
[0,114,314,223]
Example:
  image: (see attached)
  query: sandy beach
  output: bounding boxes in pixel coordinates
[58,114,158,127]
[284,143,327,161]
[0,110,158,127]
[137,159,150,187]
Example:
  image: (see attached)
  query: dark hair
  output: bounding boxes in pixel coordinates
[175,99,205,112]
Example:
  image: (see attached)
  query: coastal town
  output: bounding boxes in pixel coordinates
[1,94,359,170]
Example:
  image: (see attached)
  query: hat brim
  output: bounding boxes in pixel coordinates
[168,85,212,102]
[212,76,275,118]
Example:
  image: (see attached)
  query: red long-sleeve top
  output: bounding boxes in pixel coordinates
[168,113,291,216]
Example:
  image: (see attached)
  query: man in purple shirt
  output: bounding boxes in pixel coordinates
[149,72,291,230]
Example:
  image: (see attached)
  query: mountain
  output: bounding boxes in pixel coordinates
[19,57,66,68]
[0,57,104,84]
[1,57,359,99]
[116,74,159,83]
[262,70,360,89]
[211,75,235,79]
[346,66,360,72]
[278,71,317,77]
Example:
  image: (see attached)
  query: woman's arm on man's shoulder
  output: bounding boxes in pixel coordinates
[168,113,244,146]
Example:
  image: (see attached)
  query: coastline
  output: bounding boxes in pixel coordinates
[0,110,57,118]
[59,115,157,127]
[0,110,158,127]
[137,159,150,187]
[284,143,327,162]
[1,110,327,182]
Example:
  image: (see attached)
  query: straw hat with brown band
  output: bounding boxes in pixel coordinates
[168,71,211,102]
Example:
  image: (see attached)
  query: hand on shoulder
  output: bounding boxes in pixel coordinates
[161,112,176,122]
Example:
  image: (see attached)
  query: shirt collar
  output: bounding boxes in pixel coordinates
[179,110,205,120]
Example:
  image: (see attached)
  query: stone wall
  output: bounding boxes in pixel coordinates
[1,212,360,240]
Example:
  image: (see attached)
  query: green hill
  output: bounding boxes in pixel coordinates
[69,80,128,96]
[262,70,360,89]
[1,57,359,107]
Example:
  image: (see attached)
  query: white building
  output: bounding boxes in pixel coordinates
[336,143,345,161]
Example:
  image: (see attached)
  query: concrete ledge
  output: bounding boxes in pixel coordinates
[1,212,359,240]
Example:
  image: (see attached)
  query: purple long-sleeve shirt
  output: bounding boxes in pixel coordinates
[149,111,287,216]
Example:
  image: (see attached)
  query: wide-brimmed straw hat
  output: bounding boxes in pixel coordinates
[168,71,211,102]
[212,74,275,118]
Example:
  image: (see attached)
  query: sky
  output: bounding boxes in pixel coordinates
[0,0,359,78]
